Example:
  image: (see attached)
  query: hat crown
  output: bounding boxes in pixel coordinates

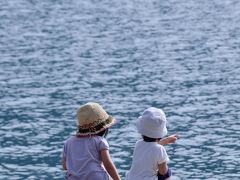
[76,102,116,136]
[141,107,166,127]
[77,102,109,126]
[137,107,168,138]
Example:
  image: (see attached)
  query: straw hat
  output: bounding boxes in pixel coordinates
[76,102,116,136]
[137,107,167,138]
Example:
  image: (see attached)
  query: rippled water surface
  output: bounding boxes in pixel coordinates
[1,0,240,179]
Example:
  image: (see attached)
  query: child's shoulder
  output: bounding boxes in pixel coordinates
[64,135,77,143]
[64,135,107,144]
[136,140,166,150]
[93,135,108,143]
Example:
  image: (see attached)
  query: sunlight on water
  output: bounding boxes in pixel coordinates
[0,0,240,179]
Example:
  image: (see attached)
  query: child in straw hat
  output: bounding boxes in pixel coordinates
[61,102,121,180]
[126,107,177,180]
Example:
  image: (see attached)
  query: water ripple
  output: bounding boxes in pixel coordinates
[1,0,240,179]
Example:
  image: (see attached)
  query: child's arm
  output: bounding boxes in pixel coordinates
[158,134,178,145]
[158,161,172,180]
[101,149,121,180]
[158,161,168,175]
[61,156,67,170]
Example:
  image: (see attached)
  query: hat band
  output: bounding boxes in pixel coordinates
[77,116,114,135]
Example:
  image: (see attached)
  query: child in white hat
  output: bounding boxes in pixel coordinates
[61,102,121,180]
[126,107,177,180]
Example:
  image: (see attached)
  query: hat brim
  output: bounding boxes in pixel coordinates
[136,116,167,139]
[76,116,116,137]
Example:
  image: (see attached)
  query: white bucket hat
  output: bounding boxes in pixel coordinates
[137,107,167,138]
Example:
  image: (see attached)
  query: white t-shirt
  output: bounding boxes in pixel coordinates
[126,140,169,180]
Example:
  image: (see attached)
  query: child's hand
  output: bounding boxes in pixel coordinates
[166,134,178,144]
[158,134,178,145]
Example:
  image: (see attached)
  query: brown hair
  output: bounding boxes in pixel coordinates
[142,135,161,142]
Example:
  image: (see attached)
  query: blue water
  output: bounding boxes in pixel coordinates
[1,0,240,179]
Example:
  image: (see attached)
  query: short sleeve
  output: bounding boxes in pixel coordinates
[156,145,169,165]
[99,137,109,151]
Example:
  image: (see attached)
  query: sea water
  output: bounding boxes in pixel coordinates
[0,0,240,179]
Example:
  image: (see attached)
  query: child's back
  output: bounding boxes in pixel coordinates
[126,139,169,180]
[63,135,109,179]
[126,107,174,180]
[61,102,121,180]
